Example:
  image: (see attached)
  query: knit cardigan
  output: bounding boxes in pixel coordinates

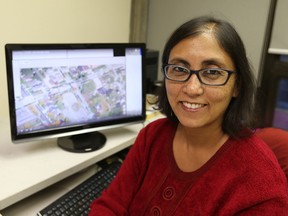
[89,118,288,215]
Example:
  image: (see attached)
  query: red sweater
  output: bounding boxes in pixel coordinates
[89,118,288,215]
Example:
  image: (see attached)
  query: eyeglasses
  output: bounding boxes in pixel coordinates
[162,64,236,86]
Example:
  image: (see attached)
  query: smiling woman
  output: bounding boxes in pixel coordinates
[158,18,255,139]
[89,16,288,215]
[164,33,238,136]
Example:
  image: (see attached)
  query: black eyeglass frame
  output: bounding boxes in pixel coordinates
[162,64,236,86]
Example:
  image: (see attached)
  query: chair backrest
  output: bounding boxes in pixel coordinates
[255,127,288,181]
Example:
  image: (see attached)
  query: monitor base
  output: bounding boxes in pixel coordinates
[57,131,106,153]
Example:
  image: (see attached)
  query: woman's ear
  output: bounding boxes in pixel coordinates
[232,84,239,98]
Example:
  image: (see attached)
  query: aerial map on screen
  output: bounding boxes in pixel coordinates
[16,63,126,133]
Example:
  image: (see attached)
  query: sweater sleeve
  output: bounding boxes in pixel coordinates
[228,136,288,215]
[235,198,288,216]
[88,125,150,216]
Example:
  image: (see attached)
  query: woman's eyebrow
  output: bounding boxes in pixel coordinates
[168,58,190,66]
[169,57,226,68]
[202,58,226,67]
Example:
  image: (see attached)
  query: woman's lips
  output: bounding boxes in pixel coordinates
[182,101,207,109]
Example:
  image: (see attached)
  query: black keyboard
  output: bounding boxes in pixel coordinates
[37,161,122,216]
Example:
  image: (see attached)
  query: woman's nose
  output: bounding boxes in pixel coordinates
[183,74,204,95]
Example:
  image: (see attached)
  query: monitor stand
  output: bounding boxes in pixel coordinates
[57,131,106,153]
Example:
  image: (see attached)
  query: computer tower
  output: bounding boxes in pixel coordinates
[145,49,159,94]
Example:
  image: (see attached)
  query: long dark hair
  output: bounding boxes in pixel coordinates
[156,16,257,138]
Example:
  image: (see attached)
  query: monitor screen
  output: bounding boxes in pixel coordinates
[5,43,146,152]
[272,76,288,130]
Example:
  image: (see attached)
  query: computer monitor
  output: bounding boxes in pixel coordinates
[272,76,288,130]
[5,43,146,153]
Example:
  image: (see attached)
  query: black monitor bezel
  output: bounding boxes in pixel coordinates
[5,43,146,142]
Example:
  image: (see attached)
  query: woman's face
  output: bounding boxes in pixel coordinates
[166,33,238,130]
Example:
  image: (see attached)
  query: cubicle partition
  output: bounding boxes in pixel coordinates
[257,0,288,130]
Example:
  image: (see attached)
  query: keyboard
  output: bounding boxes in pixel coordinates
[37,161,122,216]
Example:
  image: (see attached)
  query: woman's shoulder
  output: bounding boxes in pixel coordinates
[136,117,177,146]
[232,134,287,183]
[211,135,288,212]
[144,117,176,131]
[255,127,288,180]
[235,134,280,166]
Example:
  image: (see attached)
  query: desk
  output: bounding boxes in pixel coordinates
[0,116,144,215]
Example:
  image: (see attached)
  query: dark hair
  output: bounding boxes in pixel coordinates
[156,16,257,138]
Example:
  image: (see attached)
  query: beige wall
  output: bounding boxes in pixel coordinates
[0,0,131,119]
[147,0,271,80]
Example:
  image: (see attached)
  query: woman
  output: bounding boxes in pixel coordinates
[89,16,288,215]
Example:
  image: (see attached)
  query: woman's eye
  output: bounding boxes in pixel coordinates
[202,69,223,76]
[173,66,188,73]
